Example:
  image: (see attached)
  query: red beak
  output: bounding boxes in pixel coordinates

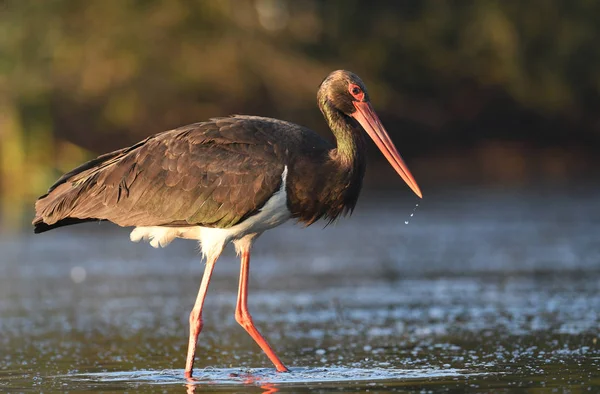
[351,101,422,198]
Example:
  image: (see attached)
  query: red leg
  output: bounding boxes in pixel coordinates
[184,255,217,378]
[235,248,289,372]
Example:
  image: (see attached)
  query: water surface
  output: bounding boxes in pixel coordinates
[1,189,599,392]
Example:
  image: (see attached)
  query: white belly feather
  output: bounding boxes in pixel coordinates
[130,166,290,260]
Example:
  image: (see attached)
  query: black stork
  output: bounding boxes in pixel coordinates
[33,70,422,377]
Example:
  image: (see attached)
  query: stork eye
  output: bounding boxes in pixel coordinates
[348,83,364,101]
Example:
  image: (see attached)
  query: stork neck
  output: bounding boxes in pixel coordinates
[316,101,367,221]
[322,103,367,171]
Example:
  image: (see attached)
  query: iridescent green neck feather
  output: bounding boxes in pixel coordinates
[318,95,366,171]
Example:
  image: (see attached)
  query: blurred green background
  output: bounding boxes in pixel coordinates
[1,0,599,231]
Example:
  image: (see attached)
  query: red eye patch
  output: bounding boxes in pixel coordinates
[348,83,365,101]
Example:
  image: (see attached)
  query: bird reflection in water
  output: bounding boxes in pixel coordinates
[184,374,278,393]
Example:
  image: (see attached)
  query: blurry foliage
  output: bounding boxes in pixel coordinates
[1,0,599,228]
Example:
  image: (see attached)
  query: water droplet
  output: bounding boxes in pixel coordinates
[404,200,421,225]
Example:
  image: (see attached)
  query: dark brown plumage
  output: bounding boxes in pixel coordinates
[33,116,341,232]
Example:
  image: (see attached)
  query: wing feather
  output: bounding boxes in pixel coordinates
[33,117,293,231]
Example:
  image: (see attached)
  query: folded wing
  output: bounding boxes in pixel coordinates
[33,117,289,232]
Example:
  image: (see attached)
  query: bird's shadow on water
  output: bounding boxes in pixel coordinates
[60,366,486,392]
